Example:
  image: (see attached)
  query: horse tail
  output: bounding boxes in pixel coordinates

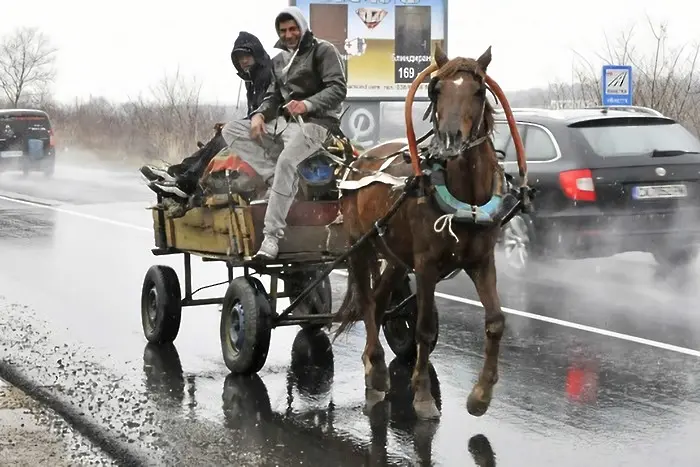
[333,265,358,333]
[332,241,377,340]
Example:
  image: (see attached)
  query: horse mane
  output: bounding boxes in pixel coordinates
[434,57,495,137]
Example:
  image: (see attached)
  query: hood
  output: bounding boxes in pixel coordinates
[274,6,310,51]
[231,31,271,76]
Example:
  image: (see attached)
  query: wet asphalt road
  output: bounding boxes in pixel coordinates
[1,163,700,466]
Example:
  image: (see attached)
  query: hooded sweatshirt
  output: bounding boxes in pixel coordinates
[231,31,274,117]
[252,6,347,130]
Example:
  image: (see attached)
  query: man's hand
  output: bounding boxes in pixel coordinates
[250,113,266,141]
[284,100,307,117]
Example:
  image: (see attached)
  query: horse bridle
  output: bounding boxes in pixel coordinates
[422,67,498,153]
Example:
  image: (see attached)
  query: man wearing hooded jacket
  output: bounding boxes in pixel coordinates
[221,6,347,260]
[143,31,274,197]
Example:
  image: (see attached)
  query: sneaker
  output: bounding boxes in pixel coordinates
[140,165,175,182]
[149,180,189,199]
[254,235,279,260]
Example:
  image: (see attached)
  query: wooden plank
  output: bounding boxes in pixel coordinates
[149,201,350,259]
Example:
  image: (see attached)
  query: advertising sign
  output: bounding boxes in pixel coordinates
[290,0,448,99]
[339,99,432,149]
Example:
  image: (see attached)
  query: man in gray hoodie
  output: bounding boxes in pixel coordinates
[221,6,347,260]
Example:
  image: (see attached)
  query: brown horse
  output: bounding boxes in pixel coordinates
[334,45,508,420]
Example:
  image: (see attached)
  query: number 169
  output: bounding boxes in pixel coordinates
[398,67,416,79]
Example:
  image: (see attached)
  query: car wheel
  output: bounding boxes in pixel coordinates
[651,245,698,288]
[501,214,534,273]
[652,246,698,269]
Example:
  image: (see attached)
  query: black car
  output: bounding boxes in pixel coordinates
[492,106,700,273]
[0,108,56,177]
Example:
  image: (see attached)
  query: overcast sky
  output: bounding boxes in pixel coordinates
[1,0,696,105]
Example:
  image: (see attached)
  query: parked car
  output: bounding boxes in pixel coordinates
[493,105,700,273]
[0,108,55,177]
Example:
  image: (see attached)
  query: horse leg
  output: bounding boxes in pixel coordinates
[411,261,441,420]
[369,259,407,385]
[464,253,506,416]
[352,244,390,394]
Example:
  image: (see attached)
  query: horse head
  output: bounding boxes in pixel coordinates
[427,45,495,160]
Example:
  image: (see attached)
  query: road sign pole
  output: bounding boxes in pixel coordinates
[601,64,633,106]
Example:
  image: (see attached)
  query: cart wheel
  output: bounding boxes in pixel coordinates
[220,276,272,375]
[141,265,183,345]
[289,327,334,396]
[284,271,332,330]
[382,275,438,362]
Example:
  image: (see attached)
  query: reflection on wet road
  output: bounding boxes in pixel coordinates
[1,165,700,465]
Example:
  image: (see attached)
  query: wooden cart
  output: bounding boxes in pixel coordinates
[140,191,439,375]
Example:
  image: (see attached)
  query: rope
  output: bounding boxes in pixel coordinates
[433,213,459,242]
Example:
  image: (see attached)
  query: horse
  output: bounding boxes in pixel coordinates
[333,44,509,420]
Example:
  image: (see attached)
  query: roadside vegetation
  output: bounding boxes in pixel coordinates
[546,17,700,135]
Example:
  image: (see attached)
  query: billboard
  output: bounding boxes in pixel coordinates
[290,0,448,99]
[338,99,432,149]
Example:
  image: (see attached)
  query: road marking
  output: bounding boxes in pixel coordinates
[329,274,700,358]
[0,194,151,232]
[2,193,699,358]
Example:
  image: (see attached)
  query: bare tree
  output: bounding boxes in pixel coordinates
[549,18,700,134]
[0,27,57,108]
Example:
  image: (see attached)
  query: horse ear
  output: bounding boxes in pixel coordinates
[477,46,492,72]
[434,43,449,68]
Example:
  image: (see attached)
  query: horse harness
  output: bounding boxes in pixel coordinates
[423,66,499,156]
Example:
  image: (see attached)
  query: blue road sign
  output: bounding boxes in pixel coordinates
[602,65,633,106]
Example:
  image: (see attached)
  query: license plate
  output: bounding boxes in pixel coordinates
[0,150,22,158]
[632,184,688,200]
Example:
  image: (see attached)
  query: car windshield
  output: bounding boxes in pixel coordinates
[575,119,700,157]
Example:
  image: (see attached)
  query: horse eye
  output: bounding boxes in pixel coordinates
[474,87,485,97]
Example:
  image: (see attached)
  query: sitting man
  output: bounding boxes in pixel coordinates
[143,30,275,198]
[220,6,347,260]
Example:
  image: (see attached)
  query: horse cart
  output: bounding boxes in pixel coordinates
[139,134,439,375]
[140,47,533,395]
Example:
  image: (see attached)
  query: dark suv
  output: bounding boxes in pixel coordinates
[0,108,56,177]
[493,106,700,273]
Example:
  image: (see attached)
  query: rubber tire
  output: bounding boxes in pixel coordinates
[285,271,333,330]
[382,275,439,362]
[290,327,334,368]
[21,159,30,177]
[289,327,335,396]
[499,213,538,277]
[220,276,272,375]
[43,155,55,178]
[652,245,698,269]
[141,265,183,345]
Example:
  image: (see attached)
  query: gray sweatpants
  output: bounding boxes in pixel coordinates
[221,116,328,239]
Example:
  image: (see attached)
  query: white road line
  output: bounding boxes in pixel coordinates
[332,274,700,357]
[0,195,152,232]
[2,194,699,358]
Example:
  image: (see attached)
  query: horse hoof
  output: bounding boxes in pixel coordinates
[364,388,386,414]
[466,389,491,417]
[365,371,390,392]
[413,399,441,420]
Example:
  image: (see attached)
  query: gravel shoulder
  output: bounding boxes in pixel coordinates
[0,378,116,466]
